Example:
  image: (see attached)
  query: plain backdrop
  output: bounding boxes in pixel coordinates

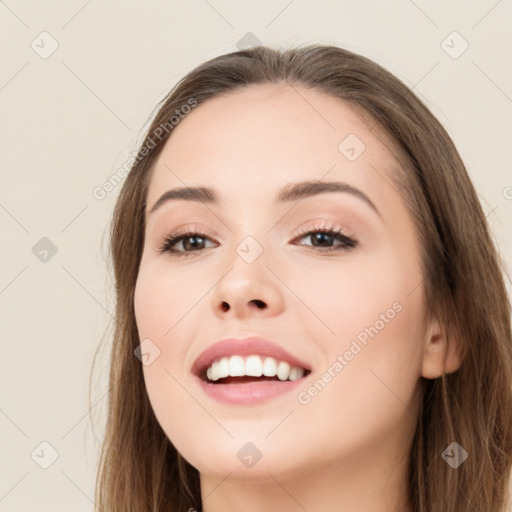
[1,1,511,510]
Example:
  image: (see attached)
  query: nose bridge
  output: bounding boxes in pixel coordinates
[228,211,272,264]
[210,220,285,318]
[226,231,269,287]
[234,233,267,265]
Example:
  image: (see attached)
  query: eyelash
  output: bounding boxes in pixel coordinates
[157,222,358,257]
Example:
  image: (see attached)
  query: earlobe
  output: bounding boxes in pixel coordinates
[420,317,464,379]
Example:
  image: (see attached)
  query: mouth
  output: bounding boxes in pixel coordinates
[192,337,313,404]
[201,355,311,384]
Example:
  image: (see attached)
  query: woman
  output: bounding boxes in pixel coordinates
[94,45,512,511]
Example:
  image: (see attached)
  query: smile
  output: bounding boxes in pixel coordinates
[205,355,308,383]
[193,336,312,404]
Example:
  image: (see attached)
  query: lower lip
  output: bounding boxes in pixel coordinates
[196,376,306,405]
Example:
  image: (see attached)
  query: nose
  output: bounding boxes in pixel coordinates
[211,251,285,320]
[220,298,266,312]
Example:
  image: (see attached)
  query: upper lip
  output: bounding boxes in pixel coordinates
[192,336,312,378]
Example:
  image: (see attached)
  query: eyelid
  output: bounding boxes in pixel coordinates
[157,219,358,256]
[156,224,216,253]
[292,220,356,241]
[159,220,355,244]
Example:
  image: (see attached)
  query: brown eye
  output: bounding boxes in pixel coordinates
[158,231,216,256]
[293,228,357,251]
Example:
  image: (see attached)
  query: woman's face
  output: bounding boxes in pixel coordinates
[134,83,434,484]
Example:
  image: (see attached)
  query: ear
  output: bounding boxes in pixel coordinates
[421,315,464,379]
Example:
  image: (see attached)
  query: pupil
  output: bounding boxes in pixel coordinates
[312,233,332,247]
[185,236,203,250]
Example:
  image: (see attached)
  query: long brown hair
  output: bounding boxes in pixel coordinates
[93,45,512,511]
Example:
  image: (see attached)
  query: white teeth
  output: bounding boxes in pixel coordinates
[229,355,245,377]
[210,358,230,381]
[211,361,220,381]
[289,367,304,381]
[245,355,263,377]
[277,361,291,381]
[218,357,230,378]
[204,355,306,382]
[262,357,278,377]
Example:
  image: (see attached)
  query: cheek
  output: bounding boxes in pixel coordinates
[294,246,425,409]
[134,259,200,343]
[289,294,425,471]
[134,264,200,395]
[292,252,425,445]
[290,244,423,347]
[134,263,214,459]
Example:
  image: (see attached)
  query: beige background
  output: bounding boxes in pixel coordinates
[1,1,511,510]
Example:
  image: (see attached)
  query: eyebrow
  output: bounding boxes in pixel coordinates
[147,180,380,217]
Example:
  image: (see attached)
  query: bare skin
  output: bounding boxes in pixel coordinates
[134,82,462,511]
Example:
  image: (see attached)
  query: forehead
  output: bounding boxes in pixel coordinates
[146,83,401,209]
